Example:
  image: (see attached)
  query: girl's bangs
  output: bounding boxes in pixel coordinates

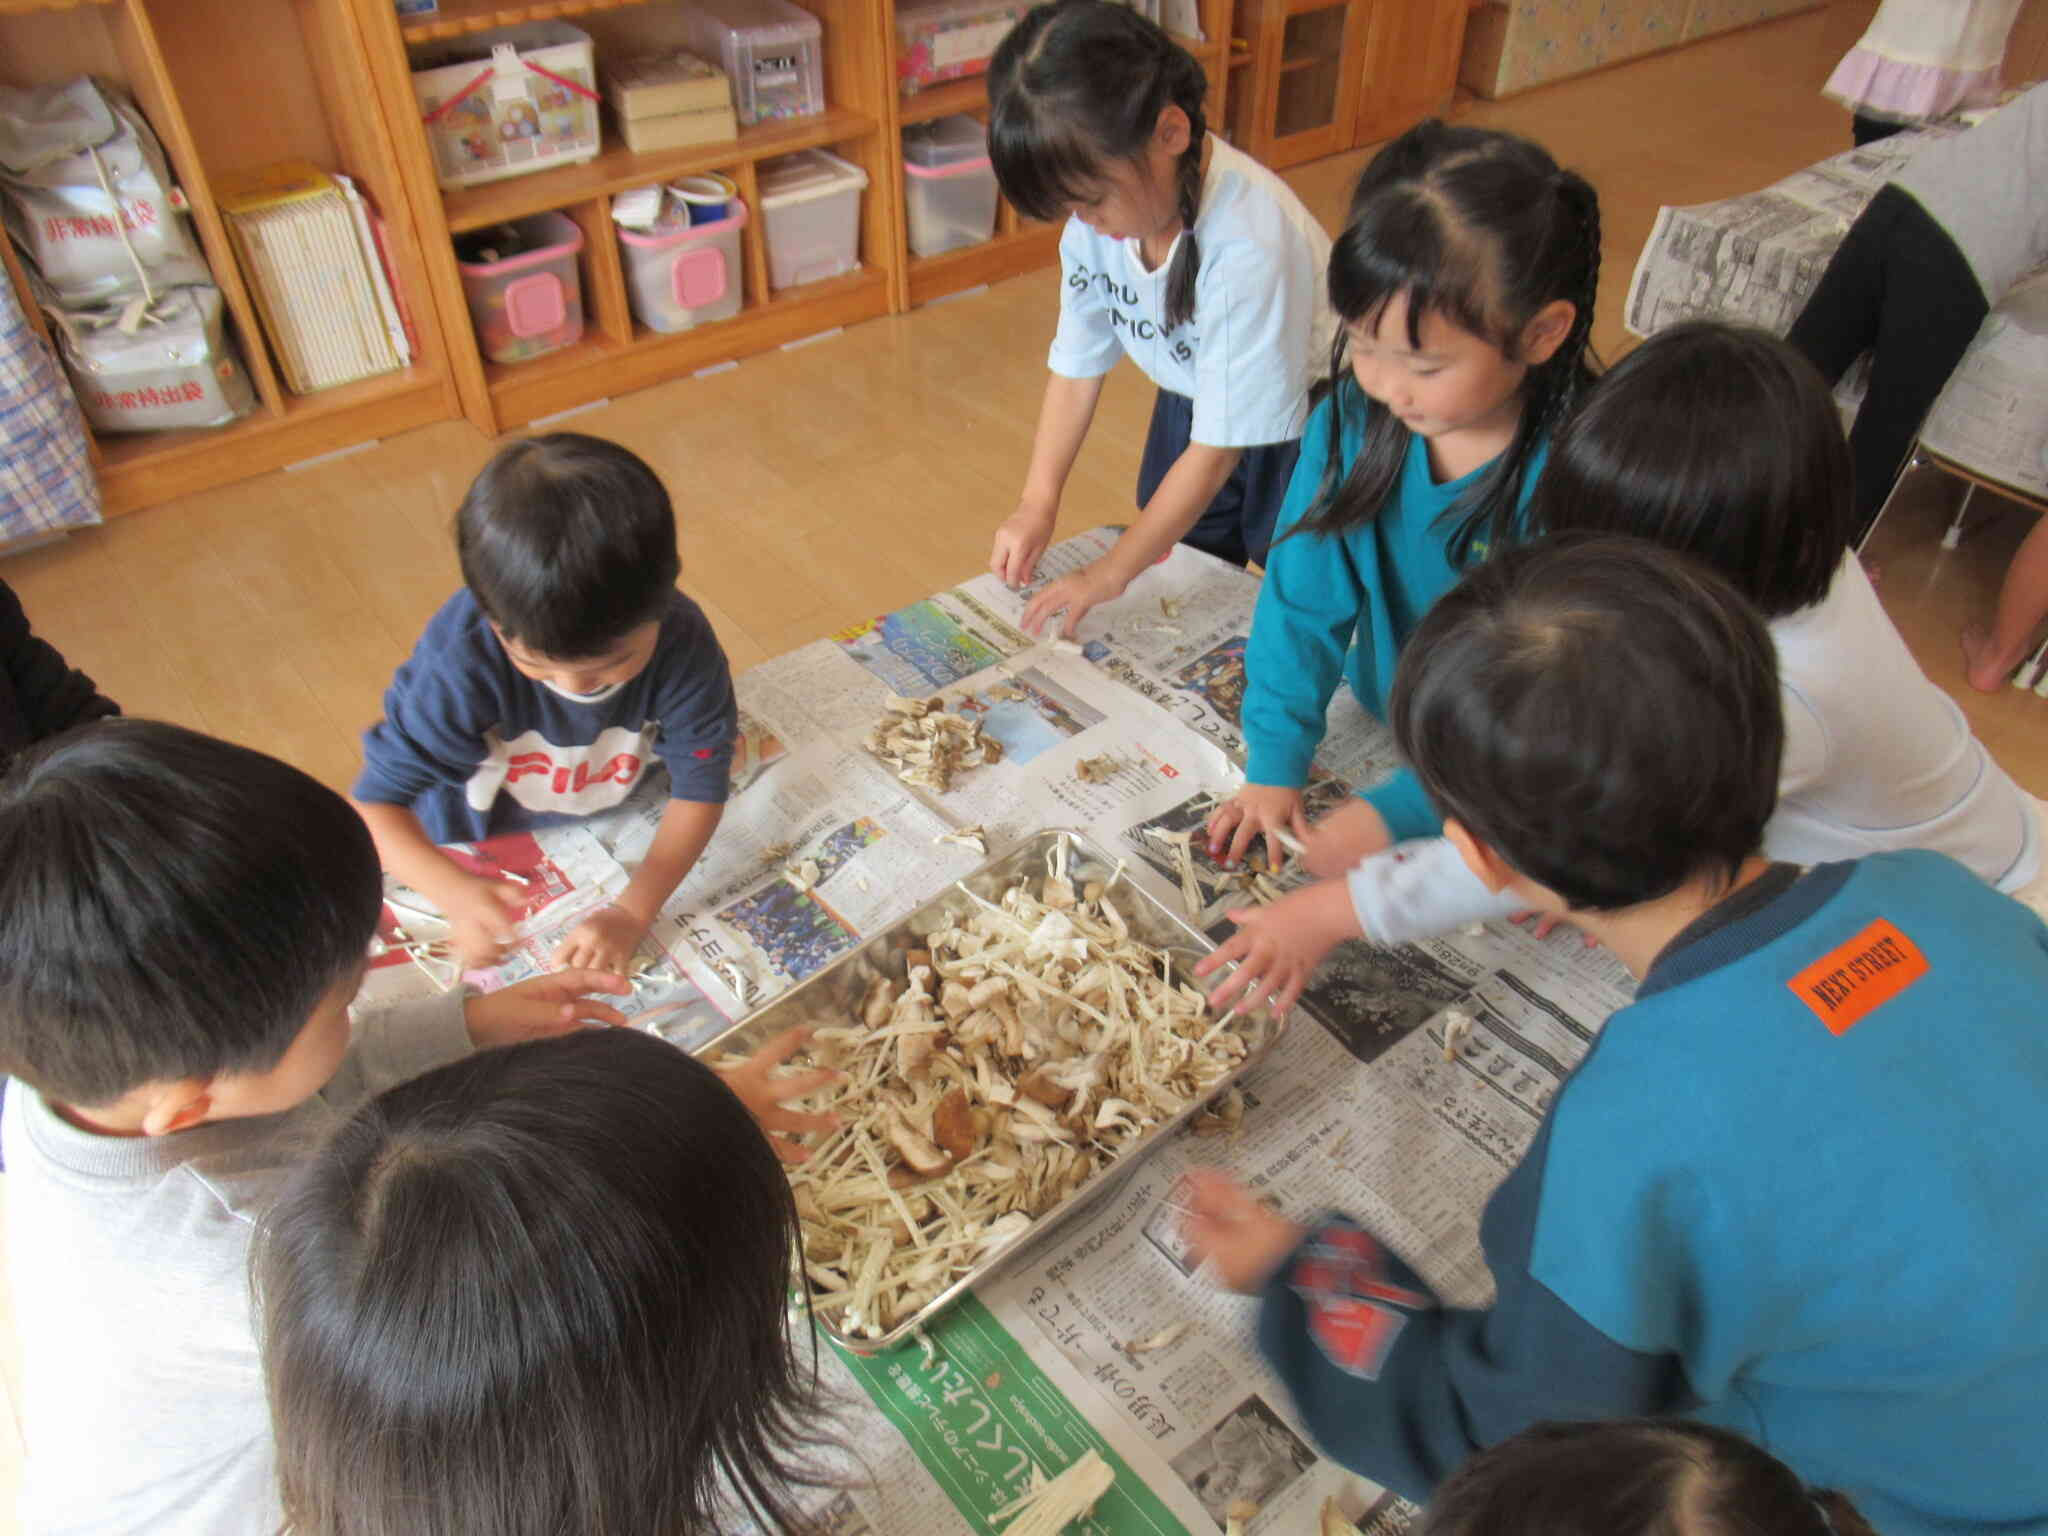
[988,104,1110,224]
[1328,199,1497,351]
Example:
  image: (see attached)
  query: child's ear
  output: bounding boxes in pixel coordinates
[1443,818,1518,893]
[140,1080,215,1137]
[1519,299,1578,366]
[1152,103,1192,157]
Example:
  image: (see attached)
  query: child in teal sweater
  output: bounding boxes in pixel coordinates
[1207,121,1598,873]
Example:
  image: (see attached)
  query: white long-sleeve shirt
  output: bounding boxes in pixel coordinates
[1349,555,2041,943]
[5,996,473,1536]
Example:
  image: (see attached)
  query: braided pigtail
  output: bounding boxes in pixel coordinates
[1542,168,1602,430]
[1160,41,1208,332]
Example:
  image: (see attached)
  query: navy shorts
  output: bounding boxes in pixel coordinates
[1137,388,1302,568]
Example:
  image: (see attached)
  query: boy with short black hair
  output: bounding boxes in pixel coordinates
[1185,535,2048,1535]
[0,719,629,1535]
[351,433,738,972]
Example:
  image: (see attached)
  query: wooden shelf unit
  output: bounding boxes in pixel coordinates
[880,9,1233,310]
[354,0,902,432]
[0,0,460,517]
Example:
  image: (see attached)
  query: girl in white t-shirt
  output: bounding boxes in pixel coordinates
[985,0,1332,636]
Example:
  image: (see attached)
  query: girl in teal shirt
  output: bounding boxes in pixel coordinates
[1207,121,1600,874]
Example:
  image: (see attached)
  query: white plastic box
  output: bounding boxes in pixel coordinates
[672,0,825,125]
[409,22,601,190]
[757,149,867,290]
[617,198,749,333]
[455,212,585,364]
[902,114,996,258]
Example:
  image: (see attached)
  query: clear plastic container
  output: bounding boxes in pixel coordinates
[896,0,1026,94]
[617,198,750,333]
[757,148,868,290]
[672,0,824,125]
[455,212,585,364]
[902,114,996,258]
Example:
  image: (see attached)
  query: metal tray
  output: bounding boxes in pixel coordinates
[692,828,1290,1353]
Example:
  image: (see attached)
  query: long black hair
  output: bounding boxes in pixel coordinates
[1532,322,1853,618]
[1417,1419,1877,1536]
[256,1028,841,1535]
[1293,120,1601,565]
[989,0,1209,330]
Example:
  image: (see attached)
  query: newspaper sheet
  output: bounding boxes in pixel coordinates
[1917,268,2048,499]
[349,535,1639,1533]
[1622,130,1944,340]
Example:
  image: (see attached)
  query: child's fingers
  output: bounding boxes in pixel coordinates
[764,1066,842,1103]
[762,1105,842,1139]
[557,1000,626,1029]
[768,1133,820,1164]
[1191,925,1252,978]
[537,966,633,997]
[745,1024,815,1068]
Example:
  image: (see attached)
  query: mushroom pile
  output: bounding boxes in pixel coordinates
[863,694,1004,793]
[768,859,1261,1341]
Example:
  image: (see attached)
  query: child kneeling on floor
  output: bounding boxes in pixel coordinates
[352,432,738,973]
[1184,535,2048,1534]
[258,1026,839,1536]
[0,719,633,1535]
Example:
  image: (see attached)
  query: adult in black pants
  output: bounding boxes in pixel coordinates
[1787,85,2048,544]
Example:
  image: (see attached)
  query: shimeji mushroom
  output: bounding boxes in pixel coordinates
[764,870,1262,1339]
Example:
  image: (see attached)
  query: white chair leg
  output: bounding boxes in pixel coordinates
[1941,482,1979,551]
[1857,447,1925,555]
[2026,630,2048,696]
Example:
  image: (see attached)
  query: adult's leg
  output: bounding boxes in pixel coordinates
[1961,513,2048,690]
[1790,186,1988,538]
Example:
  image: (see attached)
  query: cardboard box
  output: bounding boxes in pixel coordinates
[603,50,732,120]
[615,103,739,152]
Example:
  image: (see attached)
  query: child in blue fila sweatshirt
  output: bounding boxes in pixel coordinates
[1185,535,2048,1536]
[352,434,736,974]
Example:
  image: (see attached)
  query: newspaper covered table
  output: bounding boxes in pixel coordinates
[356,531,1638,1535]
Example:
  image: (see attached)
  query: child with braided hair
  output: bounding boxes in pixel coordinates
[1207,122,1600,877]
[986,0,1333,635]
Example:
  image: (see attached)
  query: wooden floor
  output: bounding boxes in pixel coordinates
[2,0,2043,1517]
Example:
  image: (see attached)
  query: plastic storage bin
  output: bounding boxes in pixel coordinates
[758,149,867,290]
[410,22,601,190]
[903,114,996,258]
[674,0,825,125]
[456,212,585,364]
[618,198,749,333]
[896,0,1026,93]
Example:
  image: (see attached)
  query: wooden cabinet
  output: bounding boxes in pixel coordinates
[1228,0,1463,168]
[0,0,460,516]
[0,0,1242,508]
[1352,0,1466,146]
[354,0,901,434]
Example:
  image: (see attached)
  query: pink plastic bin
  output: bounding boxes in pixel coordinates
[456,212,585,364]
[616,202,750,333]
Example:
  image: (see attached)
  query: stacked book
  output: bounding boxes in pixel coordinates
[215,161,412,395]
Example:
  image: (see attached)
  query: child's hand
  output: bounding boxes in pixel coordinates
[553,903,647,973]
[463,968,631,1048]
[716,1025,844,1164]
[1301,799,1393,879]
[1022,561,1126,638]
[991,501,1058,587]
[1207,783,1309,871]
[1195,878,1359,1016]
[1180,1169,1306,1294]
[442,875,527,967]
[1511,909,1599,948]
